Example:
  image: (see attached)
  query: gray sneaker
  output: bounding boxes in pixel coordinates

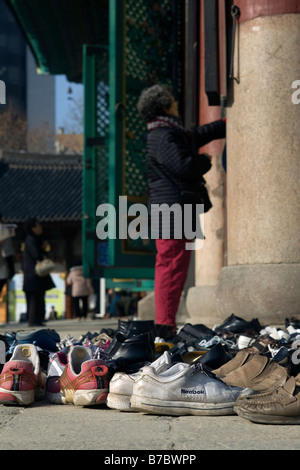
[130,361,243,416]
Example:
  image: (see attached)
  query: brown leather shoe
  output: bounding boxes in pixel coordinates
[219,354,288,391]
[235,382,280,407]
[213,350,253,378]
[234,375,300,424]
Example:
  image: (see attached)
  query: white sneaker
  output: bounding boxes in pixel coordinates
[107,351,173,411]
[130,361,242,416]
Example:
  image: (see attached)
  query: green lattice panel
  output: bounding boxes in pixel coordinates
[124,0,181,199]
[83,1,182,276]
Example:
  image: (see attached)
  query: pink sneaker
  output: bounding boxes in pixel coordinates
[59,345,110,406]
[0,344,46,406]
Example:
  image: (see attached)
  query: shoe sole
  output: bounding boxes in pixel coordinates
[107,392,141,411]
[130,395,236,416]
[0,388,34,406]
[61,388,108,406]
[46,391,65,404]
[235,407,300,425]
[107,392,131,410]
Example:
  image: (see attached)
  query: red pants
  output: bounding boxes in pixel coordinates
[155,239,191,327]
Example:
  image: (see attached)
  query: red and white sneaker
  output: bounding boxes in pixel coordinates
[0,344,46,406]
[59,345,110,406]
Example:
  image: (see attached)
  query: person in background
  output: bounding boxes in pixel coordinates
[137,84,226,339]
[108,289,122,318]
[49,305,58,320]
[22,218,55,326]
[0,213,15,295]
[66,264,94,320]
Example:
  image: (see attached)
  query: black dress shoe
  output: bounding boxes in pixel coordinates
[197,343,234,370]
[155,324,176,341]
[214,313,261,336]
[171,323,215,345]
[117,319,156,340]
[106,331,155,371]
[285,316,300,330]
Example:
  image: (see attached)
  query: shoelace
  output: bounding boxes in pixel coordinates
[191,361,224,383]
[198,335,237,349]
[57,335,80,349]
[91,345,117,369]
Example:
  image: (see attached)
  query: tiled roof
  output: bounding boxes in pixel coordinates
[0,149,82,223]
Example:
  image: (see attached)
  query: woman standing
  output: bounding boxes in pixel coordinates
[66,265,94,320]
[137,84,226,338]
[23,218,55,326]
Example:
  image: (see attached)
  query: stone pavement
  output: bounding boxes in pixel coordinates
[0,318,299,452]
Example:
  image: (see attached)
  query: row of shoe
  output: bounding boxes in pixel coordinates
[106,348,300,422]
[1,339,299,425]
[0,342,110,407]
[103,315,300,423]
[2,313,298,372]
[0,313,300,425]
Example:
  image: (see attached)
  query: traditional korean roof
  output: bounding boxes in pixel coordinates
[0,149,82,222]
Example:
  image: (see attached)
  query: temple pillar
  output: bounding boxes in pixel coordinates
[216,2,300,324]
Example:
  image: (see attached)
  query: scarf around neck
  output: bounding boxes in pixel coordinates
[146,115,188,134]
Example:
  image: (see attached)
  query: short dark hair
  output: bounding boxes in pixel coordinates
[137,84,173,122]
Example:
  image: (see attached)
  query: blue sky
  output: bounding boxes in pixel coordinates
[55,75,83,133]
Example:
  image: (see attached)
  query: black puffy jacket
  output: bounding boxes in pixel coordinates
[146,116,226,238]
[22,233,55,293]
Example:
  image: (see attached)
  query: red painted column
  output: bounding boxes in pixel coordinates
[234,0,300,23]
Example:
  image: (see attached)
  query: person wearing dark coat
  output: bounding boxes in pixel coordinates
[137,84,226,337]
[22,218,55,326]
